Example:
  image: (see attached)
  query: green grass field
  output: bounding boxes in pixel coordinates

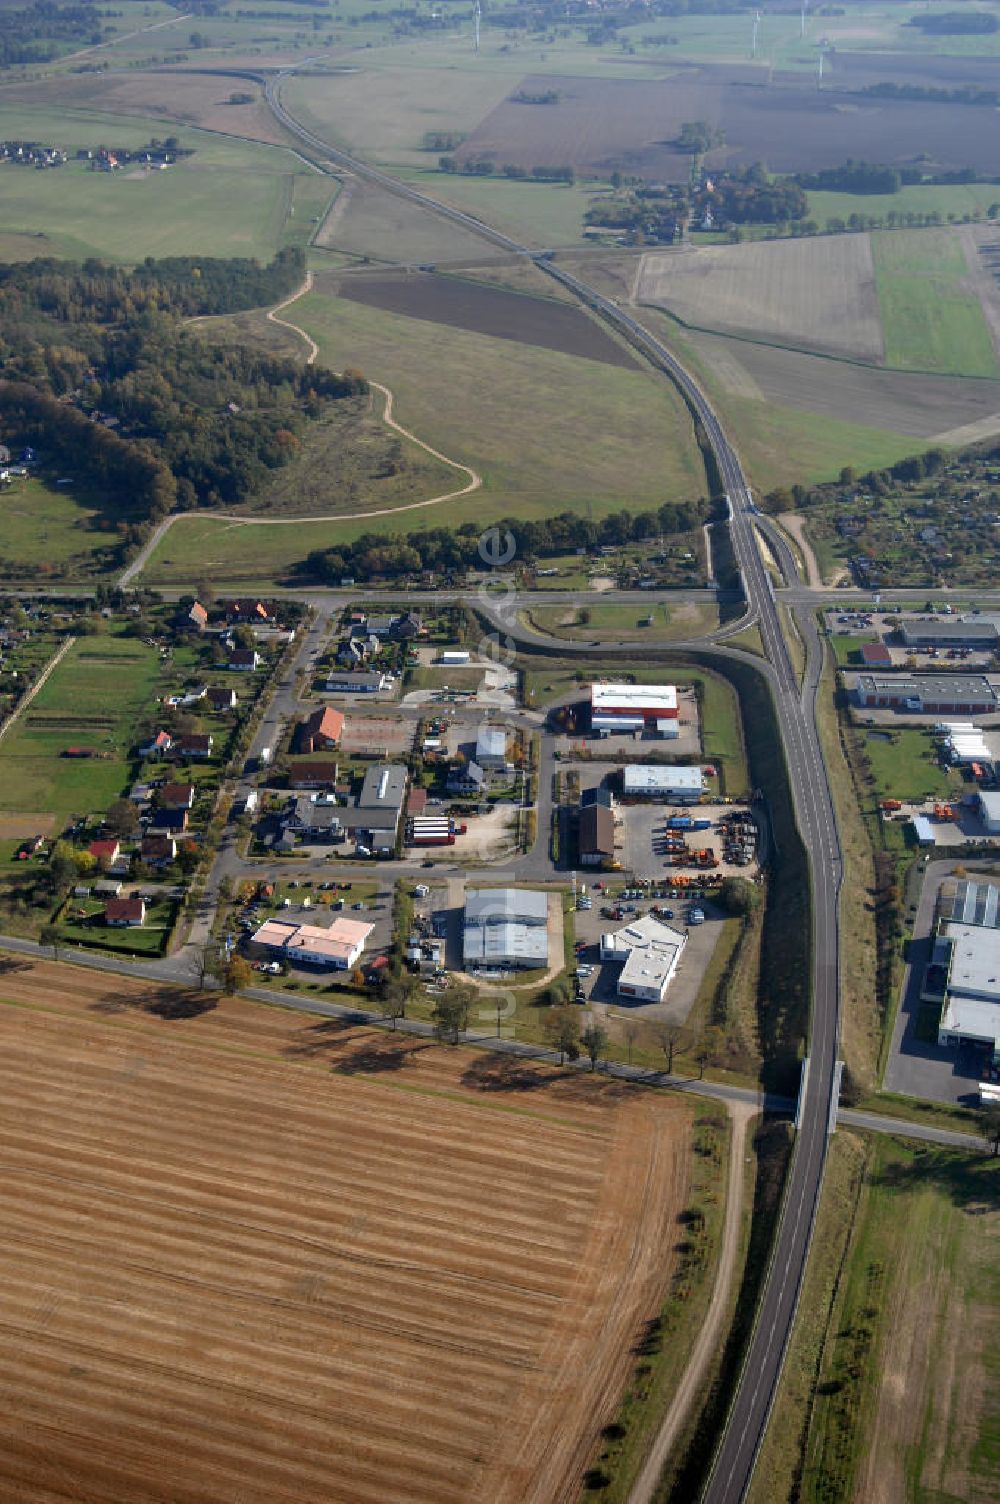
[873,228,1000,378]
[397,167,598,248]
[780,1135,997,1503]
[141,287,706,581]
[0,633,162,819]
[860,726,962,803]
[523,600,720,640]
[0,477,128,578]
[808,182,1000,229]
[0,105,324,262]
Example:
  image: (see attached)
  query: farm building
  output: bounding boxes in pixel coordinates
[251,915,373,970]
[475,725,507,768]
[855,674,999,715]
[590,683,678,736]
[860,642,893,668]
[936,922,1000,1061]
[296,706,345,753]
[600,915,687,1003]
[898,617,1000,649]
[578,803,616,867]
[463,887,548,970]
[622,765,704,802]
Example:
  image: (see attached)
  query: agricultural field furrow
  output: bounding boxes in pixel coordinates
[0,966,689,1503]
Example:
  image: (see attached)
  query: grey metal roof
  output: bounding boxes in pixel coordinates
[463,921,548,967]
[943,879,1000,929]
[358,764,407,810]
[465,887,547,926]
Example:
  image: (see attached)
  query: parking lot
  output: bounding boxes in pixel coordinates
[570,890,725,1025]
[618,800,761,880]
[234,880,395,975]
[339,713,415,758]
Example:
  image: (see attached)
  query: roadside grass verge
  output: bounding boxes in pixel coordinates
[814,643,880,1087]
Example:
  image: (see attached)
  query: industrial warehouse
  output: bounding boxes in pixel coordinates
[590,682,679,736]
[600,914,688,1002]
[463,887,549,970]
[855,674,999,715]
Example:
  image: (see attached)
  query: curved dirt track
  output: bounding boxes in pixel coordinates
[121,275,481,585]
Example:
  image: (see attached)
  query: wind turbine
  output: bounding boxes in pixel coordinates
[474,0,481,54]
[800,0,808,40]
[751,9,761,59]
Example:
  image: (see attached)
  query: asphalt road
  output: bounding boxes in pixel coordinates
[258,67,849,1503]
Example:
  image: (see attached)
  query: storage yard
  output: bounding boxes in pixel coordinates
[0,959,691,1504]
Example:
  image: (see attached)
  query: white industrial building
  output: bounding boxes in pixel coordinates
[591,682,679,736]
[463,887,548,970]
[622,764,705,802]
[978,791,1000,835]
[475,724,508,768]
[600,914,687,1002]
[936,922,1000,1060]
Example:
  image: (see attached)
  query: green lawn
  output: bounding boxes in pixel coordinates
[859,727,961,803]
[56,894,177,956]
[523,601,720,640]
[873,228,1000,378]
[808,182,1000,229]
[0,633,162,818]
[399,167,600,248]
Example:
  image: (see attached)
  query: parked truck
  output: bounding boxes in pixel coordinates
[665,816,694,830]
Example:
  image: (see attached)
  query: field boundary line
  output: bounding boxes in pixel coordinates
[0,635,75,748]
[628,1101,756,1504]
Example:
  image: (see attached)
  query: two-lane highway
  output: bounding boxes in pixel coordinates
[262,68,843,1503]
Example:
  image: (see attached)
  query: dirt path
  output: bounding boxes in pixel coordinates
[266,269,320,363]
[120,276,481,585]
[60,11,188,62]
[628,1101,756,1504]
[778,513,825,589]
[0,635,75,747]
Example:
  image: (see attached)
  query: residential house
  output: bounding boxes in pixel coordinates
[140,729,173,757]
[207,686,237,712]
[178,733,213,760]
[186,601,209,632]
[282,795,342,842]
[89,838,120,867]
[105,897,146,927]
[228,648,261,672]
[447,760,486,797]
[159,782,195,809]
[149,807,189,834]
[296,706,344,754]
[225,600,273,626]
[141,835,176,866]
[289,759,340,790]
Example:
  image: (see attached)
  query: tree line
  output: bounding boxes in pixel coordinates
[302,500,710,582]
[0,1,102,67]
[0,248,367,516]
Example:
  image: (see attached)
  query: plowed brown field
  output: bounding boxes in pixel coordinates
[0,959,689,1504]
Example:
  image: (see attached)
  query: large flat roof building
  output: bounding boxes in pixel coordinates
[941,878,1000,929]
[600,914,687,1003]
[623,764,704,802]
[591,682,678,736]
[899,616,1000,648]
[856,674,999,715]
[937,921,1000,1058]
[463,887,548,970]
[252,916,374,970]
[341,763,408,850]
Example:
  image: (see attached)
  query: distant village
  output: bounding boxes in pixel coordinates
[0,138,192,171]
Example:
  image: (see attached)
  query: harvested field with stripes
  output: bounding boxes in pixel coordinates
[0,958,691,1504]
